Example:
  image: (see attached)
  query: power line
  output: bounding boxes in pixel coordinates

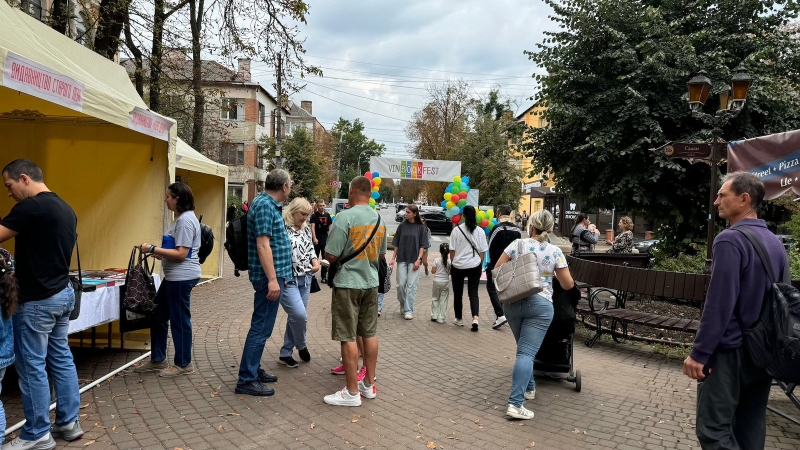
[304,79,420,109]
[303,89,410,123]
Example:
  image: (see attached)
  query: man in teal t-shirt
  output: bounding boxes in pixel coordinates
[323,176,386,407]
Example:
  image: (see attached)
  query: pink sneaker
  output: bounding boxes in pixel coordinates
[331,364,345,375]
[357,366,367,382]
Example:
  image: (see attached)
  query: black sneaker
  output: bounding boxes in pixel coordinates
[235,380,274,396]
[257,368,278,383]
[298,348,311,362]
[279,356,299,368]
[321,277,327,284]
[472,319,479,332]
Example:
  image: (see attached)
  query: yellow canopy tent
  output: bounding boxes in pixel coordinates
[175,138,228,279]
[0,0,177,273]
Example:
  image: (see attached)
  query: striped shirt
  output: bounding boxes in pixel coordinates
[247,193,292,282]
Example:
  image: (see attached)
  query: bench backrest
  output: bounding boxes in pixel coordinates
[566,256,709,302]
[572,252,651,268]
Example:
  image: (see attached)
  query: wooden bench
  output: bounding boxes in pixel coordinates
[567,256,709,347]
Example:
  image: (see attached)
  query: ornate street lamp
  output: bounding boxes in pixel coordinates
[687,66,753,271]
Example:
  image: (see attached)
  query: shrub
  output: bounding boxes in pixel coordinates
[652,252,706,274]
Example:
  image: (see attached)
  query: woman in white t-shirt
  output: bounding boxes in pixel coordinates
[494,209,574,420]
[448,206,489,331]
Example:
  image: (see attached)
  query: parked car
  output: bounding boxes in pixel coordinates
[396,211,404,222]
[776,235,796,251]
[633,239,660,256]
[421,211,453,235]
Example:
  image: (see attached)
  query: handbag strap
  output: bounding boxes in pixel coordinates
[74,232,81,285]
[339,215,382,267]
[458,225,480,256]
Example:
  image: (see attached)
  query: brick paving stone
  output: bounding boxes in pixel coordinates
[3,261,800,449]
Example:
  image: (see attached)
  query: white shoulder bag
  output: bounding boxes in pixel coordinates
[492,239,543,304]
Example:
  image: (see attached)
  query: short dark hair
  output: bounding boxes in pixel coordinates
[724,171,765,211]
[497,205,512,216]
[350,176,372,197]
[168,182,195,213]
[3,159,43,182]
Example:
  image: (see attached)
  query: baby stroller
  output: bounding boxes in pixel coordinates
[534,279,581,392]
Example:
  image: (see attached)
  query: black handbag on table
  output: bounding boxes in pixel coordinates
[327,216,382,288]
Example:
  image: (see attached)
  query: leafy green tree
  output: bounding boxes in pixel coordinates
[523,0,800,254]
[330,118,385,198]
[452,97,525,207]
[262,127,324,200]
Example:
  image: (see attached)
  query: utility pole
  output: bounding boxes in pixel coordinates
[274,55,283,170]
[335,133,343,199]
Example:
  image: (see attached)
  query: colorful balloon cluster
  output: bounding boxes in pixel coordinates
[364,171,382,209]
[440,176,497,234]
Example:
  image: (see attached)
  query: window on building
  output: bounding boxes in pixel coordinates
[220,98,245,121]
[539,117,547,128]
[258,103,266,126]
[20,0,43,20]
[228,184,244,200]
[220,143,245,165]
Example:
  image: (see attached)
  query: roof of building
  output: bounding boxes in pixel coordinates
[515,101,545,121]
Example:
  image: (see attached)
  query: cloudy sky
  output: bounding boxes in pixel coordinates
[249,0,557,159]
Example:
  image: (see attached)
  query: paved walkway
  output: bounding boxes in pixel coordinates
[3,262,800,449]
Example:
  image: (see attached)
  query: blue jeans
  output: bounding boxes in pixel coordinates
[151,278,199,367]
[13,285,80,440]
[504,293,554,407]
[378,292,384,312]
[280,273,311,357]
[0,366,7,435]
[238,277,284,384]
[396,262,422,315]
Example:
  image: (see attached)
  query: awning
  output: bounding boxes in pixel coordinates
[528,186,561,198]
[176,138,229,178]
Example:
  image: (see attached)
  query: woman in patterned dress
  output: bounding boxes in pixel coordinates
[608,216,635,253]
[277,198,320,368]
[493,209,574,420]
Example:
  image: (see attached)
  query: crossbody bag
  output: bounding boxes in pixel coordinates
[327,216,382,288]
[457,225,480,257]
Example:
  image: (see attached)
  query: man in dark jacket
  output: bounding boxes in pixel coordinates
[485,205,521,329]
[684,172,782,449]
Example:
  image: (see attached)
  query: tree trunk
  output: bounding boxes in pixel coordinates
[48,0,70,34]
[123,16,144,98]
[149,0,166,112]
[93,0,128,59]
[189,0,205,150]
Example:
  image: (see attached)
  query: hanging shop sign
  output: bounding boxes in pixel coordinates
[2,52,84,111]
[728,129,800,200]
[128,107,173,141]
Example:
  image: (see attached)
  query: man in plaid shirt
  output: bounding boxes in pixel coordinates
[235,169,293,397]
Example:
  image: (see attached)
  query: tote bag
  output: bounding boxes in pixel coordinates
[123,246,158,314]
[492,240,543,304]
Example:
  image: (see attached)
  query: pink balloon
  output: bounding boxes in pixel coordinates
[364,172,373,180]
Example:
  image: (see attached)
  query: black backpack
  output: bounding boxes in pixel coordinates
[224,213,249,277]
[197,215,214,264]
[734,226,800,383]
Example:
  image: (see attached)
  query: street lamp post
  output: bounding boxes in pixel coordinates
[686,66,753,271]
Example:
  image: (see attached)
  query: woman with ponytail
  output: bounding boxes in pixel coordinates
[494,210,574,420]
[448,205,488,331]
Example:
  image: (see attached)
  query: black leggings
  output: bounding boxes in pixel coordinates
[314,239,328,279]
[451,264,482,320]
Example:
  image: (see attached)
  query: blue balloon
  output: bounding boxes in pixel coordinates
[462,176,470,185]
[447,183,454,190]
[448,206,460,217]
[445,187,452,193]
[441,200,448,208]
[463,186,470,193]
[445,209,455,218]
[371,191,380,199]
[372,171,380,178]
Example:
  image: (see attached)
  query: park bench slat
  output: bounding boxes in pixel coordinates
[636,268,650,294]
[653,271,667,298]
[615,310,656,322]
[624,268,641,293]
[643,315,675,327]
[657,317,684,330]
[595,308,631,319]
[671,318,693,331]
[692,274,708,302]
[614,264,627,291]
[663,271,675,298]
[685,319,701,333]
[598,262,611,287]
[643,270,658,296]
[631,313,668,326]
[606,265,620,291]
[672,273,686,299]
[577,299,591,312]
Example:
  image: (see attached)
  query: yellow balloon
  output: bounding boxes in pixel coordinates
[369,198,376,204]
[443,193,452,201]
[372,186,379,192]
[487,210,495,220]
[454,176,462,183]
[477,211,485,220]
[446,201,455,209]
[374,177,382,185]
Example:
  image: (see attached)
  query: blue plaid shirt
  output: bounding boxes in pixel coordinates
[247,192,292,282]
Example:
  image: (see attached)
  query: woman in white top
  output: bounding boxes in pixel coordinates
[494,209,574,420]
[448,205,489,331]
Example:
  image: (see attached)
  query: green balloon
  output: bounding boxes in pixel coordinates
[452,188,460,195]
[453,181,461,188]
[457,199,467,207]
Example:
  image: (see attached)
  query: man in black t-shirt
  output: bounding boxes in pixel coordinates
[0,159,83,447]
[486,205,521,330]
[309,200,332,283]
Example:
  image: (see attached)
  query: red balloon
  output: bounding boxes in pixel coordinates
[364,172,373,180]
[451,214,461,224]
[461,192,469,201]
[480,219,489,228]
[371,180,376,187]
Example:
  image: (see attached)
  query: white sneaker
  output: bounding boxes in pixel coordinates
[506,404,535,420]
[524,389,536,400]
[404,314,413,320]
[323,386,362,407]
[453,318,464,326]
[6,433,56,450]
[358,380,377,399]
[493,315,508,329]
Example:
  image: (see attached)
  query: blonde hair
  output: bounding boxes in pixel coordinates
[529,210,554,243]
[619,216,634,232]
[283,197,313,228]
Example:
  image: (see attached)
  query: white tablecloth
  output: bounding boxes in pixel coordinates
[68,275,161,334]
